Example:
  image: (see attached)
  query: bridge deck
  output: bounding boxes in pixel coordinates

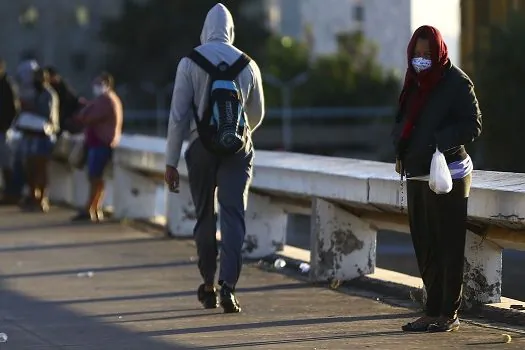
[0,207,523,349]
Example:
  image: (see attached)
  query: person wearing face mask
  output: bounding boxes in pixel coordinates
[71,72,122,222]
[13,67,59,212]
[392,26,482,333]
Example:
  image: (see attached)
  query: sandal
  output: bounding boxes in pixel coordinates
[402,316,437,332]
[428,317,460,333]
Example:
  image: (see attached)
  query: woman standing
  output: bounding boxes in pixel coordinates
[392,26,482,332]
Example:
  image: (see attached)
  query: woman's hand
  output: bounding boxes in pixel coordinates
[395,159,402,174]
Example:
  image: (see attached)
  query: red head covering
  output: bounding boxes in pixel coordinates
[398,25,450,143]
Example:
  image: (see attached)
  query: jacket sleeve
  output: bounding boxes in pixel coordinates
[5,78,19,124]
[35,91,51,120]
[166,58,192,168]
[435,79,482,152]
[244,61,265,132]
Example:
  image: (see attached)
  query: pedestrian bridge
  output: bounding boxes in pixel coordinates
[0,133,524,348]
[0,207,524,348]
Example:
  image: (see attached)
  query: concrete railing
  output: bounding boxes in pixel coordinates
[49,133,525,307]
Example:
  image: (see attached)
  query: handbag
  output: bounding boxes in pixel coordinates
[68,142,88,169]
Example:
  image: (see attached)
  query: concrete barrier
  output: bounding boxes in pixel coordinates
[49,133,525,308]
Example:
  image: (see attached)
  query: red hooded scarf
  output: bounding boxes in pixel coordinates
[398,25,450,142]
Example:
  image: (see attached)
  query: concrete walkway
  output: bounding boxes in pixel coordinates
[0,207,523,349]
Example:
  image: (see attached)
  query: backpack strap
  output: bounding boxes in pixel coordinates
[188,50,215,129]
[188,50,251,80]
[188,49,219,76]
[224,53,251,80]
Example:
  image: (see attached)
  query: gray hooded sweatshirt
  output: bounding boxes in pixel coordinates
[166,3,265,167]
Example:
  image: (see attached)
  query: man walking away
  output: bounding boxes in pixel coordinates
[164,3,265,313]
[44,66,85,135]
[0,59,20,204]
[72,72,123,222]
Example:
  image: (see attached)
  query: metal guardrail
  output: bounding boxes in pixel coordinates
[122,107,396,122]
[122,107,396,160]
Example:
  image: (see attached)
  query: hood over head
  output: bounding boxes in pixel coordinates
[15,60,40,104]
[397,25,451,151]
[16,60,39,87]
[406,25,449,78]
[200,3,235,45]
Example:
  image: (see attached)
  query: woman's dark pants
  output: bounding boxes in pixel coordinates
[407,174,471,319]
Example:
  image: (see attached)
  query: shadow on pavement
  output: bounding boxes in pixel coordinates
[0,283,195,349]
[0,261,195,279]
[0,236,164,253]
[190,330,406,349]
[143,312,417,337]
[46,282,311,306]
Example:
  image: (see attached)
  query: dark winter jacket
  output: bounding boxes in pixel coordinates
[392,63,482,177]
[0,74,19,132]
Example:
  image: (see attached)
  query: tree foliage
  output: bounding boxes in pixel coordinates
[474,12,525,172]
[262,35,311,107]
[265,32,401,107]
[100,1,399,110]
[99,0,269,106]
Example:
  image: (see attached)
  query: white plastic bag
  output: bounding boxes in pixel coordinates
[429,147,453,194]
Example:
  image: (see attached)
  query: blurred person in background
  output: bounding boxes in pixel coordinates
[0,58,20,204]
[13,67,59,212]
[44,66,86,135]
[392,25,482,333]
[71,72,122,222]
[16,60,40,108]
[9,59,41,206]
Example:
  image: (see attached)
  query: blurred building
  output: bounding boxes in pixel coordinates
[257,0,413,77]
[0,0,147,95]
[257,0,461,78]
[461,0,525,75]
[260,0,412,77]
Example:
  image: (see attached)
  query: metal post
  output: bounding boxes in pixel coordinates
[156,91,164,137]
[281,87,293,151]
[264,72,309,152]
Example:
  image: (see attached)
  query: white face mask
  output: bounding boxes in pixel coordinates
[92,84,107,97]
[411,57,432,73]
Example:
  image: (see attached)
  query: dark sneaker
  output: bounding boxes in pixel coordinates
[428,317,460,333]
[0,195,21,206]
[20,199,38,212]
[401,316,437,332]
[197,284,219,309]
[220,284,241,314]
[19,196,33,207]
[71,211,95,222]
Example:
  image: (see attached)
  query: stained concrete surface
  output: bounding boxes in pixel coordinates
[287,214,525,301]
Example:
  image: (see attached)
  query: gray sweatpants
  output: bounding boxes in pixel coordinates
[184,138,253,288]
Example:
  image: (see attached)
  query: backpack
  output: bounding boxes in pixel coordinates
[188,49,251,156]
